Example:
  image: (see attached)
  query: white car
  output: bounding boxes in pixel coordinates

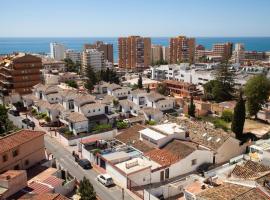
[97,174,114,186]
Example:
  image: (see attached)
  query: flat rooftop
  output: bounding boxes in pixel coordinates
[151,123,185,135]
[115,157,160,175]
[139,128,166,140]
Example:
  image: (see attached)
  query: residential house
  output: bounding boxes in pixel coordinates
[146,92,175,112]
[140,107,163,122]
[0,130,46,173]
[0,170,27,199]
[60,111,88,135]
[160,115,247,164]
[107,83,131,100]
[128,89,148,107]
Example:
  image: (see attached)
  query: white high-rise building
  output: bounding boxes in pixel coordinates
[50,42,66,61]
[82,49,104,74]
[65,49,81,63]
[151,45,163,64]
[162,46,170,62]
[232,43,245,64]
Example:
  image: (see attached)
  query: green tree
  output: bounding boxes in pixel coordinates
[85,66,97,92]
[78,177,96,200]
[244,75,270,117]
[138,75,143,89]
[146,85,150,93]
[231,92,246,138]
[65,80,78,88]
[157,83,169,96]
[221,110,233,122]
[188,95,196,117]
[64,58,80,73]
[203,63,235,102]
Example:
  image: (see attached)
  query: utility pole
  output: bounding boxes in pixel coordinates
[122,188,124,200]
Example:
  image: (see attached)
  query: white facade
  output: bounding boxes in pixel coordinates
[50,42,66,61]
[82,49,105,73]
[65,49,81,63]
[162,46,170,62]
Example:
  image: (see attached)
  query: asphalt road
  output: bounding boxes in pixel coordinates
[8,112,134,200]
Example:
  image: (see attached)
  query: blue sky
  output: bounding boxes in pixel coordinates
[1,0,270,37]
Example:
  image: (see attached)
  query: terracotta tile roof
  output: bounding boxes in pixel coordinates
[27,181,53,194]
[141,107,163,116]
[66,112,88,123]
[74,94,96,106]
[34,100,52,109]
[0,130,45,154]
[231,160,270,179]
[48,103,65,111]
[107,83,121,91]
[234,188,269,200]
[119,99,137,107]
[161,115,233,151]
[43,176,64,188]
[145,149,179,166]
[145,140,196,166]
[256,172,270,194]
[130,89,147,97]
[115,125,154,153]
[146,92,165,102]
[19,193,69,200]
[196,183,251,200]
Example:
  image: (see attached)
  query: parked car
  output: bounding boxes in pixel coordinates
[97,174,114,187]
[196,163,213,175]
[8,109,20,116]
[78,159,92,169]
[28,121,35,128]
[22,118,31,124]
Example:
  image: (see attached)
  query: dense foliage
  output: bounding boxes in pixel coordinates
[244,75,270,117]
[188,96,196,117]
[78,177,96,200]
[231,92,246,138]
[203,63,235,102]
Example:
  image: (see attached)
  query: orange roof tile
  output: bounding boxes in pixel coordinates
[0,130,45,154]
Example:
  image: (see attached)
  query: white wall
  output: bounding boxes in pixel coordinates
[128,167,151,186]
[69,120,88,135]
[216,137,247,164]
[106,163,127,188]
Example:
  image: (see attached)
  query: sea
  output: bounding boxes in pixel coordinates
[1,37,270,61]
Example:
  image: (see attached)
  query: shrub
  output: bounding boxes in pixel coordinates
[44,116,51,122]
[31,108,37,115]
[221,110,233,122]
[213,119,228,131]
[116,121,129,129]
[93,124,112,133]
[147,120,156,125]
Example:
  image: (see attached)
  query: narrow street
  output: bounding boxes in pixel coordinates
[8,113,135,200]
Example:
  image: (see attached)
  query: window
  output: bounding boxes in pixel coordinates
[191,159,197,166]
[93,109,95,112]
[2,154,8,162]
[25,160,29,166]
[12,149,19,157]
[165,168,169,179]
[14,165,20,170]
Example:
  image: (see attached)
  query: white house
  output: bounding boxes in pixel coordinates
[60,111,88,134]
[146,92,175,111]
[107,83,131,99]
[140,107,163,122]
[128,89,148,107]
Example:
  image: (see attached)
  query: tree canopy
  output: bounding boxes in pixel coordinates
[231,92,246,139]
[203,63,235,102]
[138,75,143,89]
[78,177,96,200]
[64,58,80,73]
[244,75,270,117]
[188,95,196,117]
